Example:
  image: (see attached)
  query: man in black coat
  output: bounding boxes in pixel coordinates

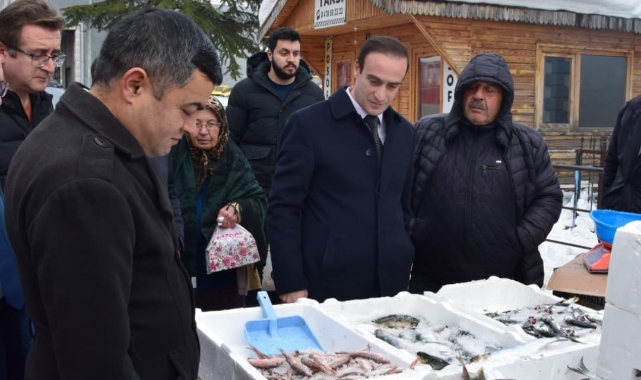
[411,52,563,293]
[226,27,325,196]
[4,9,222,380]
[602,95,641,213]
[267,36,415,303]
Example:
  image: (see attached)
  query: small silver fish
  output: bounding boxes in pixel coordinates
[564,316,597,329]
[542,315,583,343]
[373,314,420,329]
[374,328,403,348]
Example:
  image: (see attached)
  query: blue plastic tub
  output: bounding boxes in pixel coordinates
[590,209,641,245]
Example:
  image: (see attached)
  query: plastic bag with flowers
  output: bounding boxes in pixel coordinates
[205,225,260,273]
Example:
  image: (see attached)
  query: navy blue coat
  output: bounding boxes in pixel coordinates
[266,87,415,302]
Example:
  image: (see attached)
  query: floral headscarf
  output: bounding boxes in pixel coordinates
[187,95,230,189]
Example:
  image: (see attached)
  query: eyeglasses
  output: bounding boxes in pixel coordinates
[0,81,7,97]
[195,121,222,130]
[12,48,66,68]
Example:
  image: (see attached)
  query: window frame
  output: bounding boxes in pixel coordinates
[535,43,633,131]
[410,44,440,122]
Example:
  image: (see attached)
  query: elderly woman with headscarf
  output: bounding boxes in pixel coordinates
[171,95,266,311]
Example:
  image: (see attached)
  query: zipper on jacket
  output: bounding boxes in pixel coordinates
[464,128,480,260]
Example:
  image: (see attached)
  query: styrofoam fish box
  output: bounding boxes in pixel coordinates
[196,304,427,380]
[436,277,560,314]
[606,220,641,315]
[433,277,602,379]
[436,277,602,336]
[597,303,641,379]
[478,344,600,380]
[316,292,533,379]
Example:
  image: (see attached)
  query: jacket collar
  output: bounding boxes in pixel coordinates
[0,89,53,122]
[58,82,146,160]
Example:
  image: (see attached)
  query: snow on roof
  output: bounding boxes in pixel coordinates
[440,0,641,19]
[259,0,278,27]
[259,0,641,30]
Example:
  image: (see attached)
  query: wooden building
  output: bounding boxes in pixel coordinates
[259,0,641,164]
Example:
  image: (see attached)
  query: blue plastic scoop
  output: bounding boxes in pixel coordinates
[244,291,322,355]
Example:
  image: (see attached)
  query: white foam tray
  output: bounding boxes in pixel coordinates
[434,277,603,379]
[436,277,562,314]
[196,280,604,380]
[196,303,428,379]
[316,292,534,379]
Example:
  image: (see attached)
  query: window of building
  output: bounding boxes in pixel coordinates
[543,57,570,124]
[418,56,441,118]
[537,45,631,130]
[578,55,626,129]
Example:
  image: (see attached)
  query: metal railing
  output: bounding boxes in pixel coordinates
[547,138,608,250]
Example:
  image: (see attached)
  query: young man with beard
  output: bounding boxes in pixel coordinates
[267,36,415,303]
[226,27,324,294]
[4,8,222,380]
[226,27,324,197]
[410,53,562,293]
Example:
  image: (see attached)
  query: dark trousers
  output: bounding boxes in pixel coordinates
[0,297,32,380]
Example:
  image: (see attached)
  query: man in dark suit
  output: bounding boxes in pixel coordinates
[4,9,222,380]
[267,36,415,303]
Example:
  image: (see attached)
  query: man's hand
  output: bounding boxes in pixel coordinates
[279,289,308,303]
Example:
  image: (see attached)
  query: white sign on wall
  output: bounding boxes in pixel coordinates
[323,37,332,99]
[442,61,459,113]
[315,0,346,29]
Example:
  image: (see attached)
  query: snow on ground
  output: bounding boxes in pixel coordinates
[541,188,599,286]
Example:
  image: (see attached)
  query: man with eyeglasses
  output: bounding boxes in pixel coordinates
[0,1,64,378]
[0,0,65,189]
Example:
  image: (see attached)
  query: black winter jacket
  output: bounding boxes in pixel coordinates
[411,53,562,290]
[226,52,325,194]
[0,90,53,187]
[602,95,641,213]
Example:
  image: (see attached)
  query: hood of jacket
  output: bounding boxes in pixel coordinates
[245,51,314,82]
[447,53,515,137]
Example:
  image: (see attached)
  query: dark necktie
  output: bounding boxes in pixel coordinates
[364,115,383,162]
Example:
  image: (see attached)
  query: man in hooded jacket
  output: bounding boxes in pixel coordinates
[410,52,562,293]
[226,27,324,196]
